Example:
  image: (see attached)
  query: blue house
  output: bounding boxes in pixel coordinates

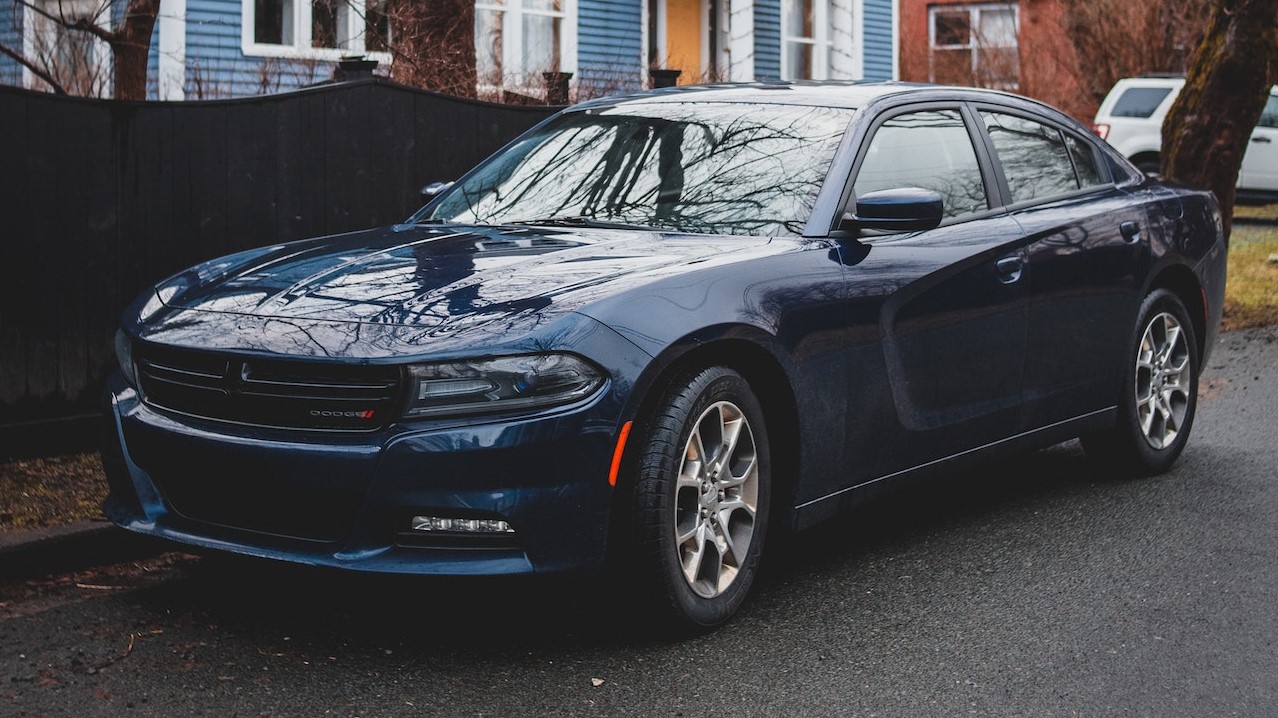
[0,0,898,100]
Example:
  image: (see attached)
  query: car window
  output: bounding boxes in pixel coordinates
[1109,87,1174,118]
[1259,95,1278,129]
[1064,134,1105,188]
[853,109,988,219]
[981,111,1078,203]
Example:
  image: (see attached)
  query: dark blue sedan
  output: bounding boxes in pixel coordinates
[104,83,1226,628]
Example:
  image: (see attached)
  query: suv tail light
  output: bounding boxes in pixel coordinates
[1092,123,1110,140]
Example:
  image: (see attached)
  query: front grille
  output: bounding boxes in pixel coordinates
[135,345,402,431]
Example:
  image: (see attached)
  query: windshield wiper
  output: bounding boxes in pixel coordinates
[507,215,654,231]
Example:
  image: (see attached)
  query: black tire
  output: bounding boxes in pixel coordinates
[1081,289,1199,476]
[1132,155,1161,178]
[626,366,771,629]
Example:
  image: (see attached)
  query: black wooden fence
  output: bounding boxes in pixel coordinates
[0,78,557,456]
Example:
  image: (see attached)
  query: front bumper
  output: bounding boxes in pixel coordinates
[101,368,627,576]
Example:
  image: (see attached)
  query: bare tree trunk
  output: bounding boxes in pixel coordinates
[1162,0,1278,236]
[109,0,160,100]
[388,0,477,98]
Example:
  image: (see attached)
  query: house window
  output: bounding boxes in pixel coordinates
[243,0,391,60]
[928,3,1018,90]
[782,0,857,81]
[781,0,831,79]
[475,0,575,89]
[22,0,112,97]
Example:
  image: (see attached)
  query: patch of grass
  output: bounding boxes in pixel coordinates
[1233,203,1278,220]
[0,453,107,530]
[1223,223,1278,331]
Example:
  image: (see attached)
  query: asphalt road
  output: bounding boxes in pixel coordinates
[3,327,1276,717]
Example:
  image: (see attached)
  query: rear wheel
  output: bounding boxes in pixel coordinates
[627,366,771,629]
[1082,289,1198,475]
[1132,154,1161,177]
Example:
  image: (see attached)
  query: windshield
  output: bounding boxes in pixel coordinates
[424,102,854,236]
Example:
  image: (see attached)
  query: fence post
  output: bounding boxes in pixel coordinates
[336,56,379,82]
[650,69,682,89]
[543,72,573,105]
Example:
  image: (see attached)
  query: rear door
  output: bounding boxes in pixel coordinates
[976,107,1149,428]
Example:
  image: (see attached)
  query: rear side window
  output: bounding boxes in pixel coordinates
[1064,135,1105,188]
[1109,87,1173,118]
[1259,95,1278,129]
[981,111,1077,203]
[853,109,988,219]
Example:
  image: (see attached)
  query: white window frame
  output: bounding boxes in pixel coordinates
[780,0,856,81]
[780,0,830,80]
[475,0,578,93]
[241,0,393,63]
[726,0,754,82]
[157,0,187,100]
[22,0,113,97]
[927,3,1018,86]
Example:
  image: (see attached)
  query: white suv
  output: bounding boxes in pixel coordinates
[1093,76,1278,203]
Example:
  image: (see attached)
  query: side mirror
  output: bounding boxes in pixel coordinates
[840,187,944,233]
[420,181,454,202]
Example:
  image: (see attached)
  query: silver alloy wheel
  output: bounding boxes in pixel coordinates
[1135,311,1192,450]
[673,400,759,598]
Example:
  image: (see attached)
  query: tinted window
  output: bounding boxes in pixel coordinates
[1259,95,1278,129]
[1064,134,1104,188]
[1110,87,1173,118]
[853,110,988,219]
[982,111,1077,203]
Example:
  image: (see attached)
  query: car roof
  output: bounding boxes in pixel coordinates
[572,81,1000,111]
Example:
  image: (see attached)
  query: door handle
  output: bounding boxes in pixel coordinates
[995,256,1024,283]
[1120,220,1141,244]
[1252,135,1273,143]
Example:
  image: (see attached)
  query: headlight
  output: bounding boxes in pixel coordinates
[115,329,138,388]
[405,354,605,418]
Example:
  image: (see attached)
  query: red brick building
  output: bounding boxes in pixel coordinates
[898,0,1094,122]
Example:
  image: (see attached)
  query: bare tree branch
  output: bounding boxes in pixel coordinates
[8,0,160,99]
[67,14,117,44]
[0,39,68,94]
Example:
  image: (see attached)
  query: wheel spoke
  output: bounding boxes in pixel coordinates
[715,501,754,566]
[688,429,709,466]
[676,471,702,491]
[681,524,708,585]
[1160,324,1181,363]
[720,415,743,463]
[1138,395,1157,437]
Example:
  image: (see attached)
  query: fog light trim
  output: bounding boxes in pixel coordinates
[410,515,515,534]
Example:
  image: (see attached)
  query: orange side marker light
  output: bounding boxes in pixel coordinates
[608,420,633,487]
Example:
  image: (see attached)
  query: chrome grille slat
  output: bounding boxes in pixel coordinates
[135,345,401,431]
[139,361,227,381]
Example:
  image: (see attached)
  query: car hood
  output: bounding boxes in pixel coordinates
[133,223,792,359]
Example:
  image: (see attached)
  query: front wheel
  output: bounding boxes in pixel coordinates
[1082,289,1199,475]
[626,366,771,629]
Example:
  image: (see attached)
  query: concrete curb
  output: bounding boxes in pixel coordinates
[0,520,164,583]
